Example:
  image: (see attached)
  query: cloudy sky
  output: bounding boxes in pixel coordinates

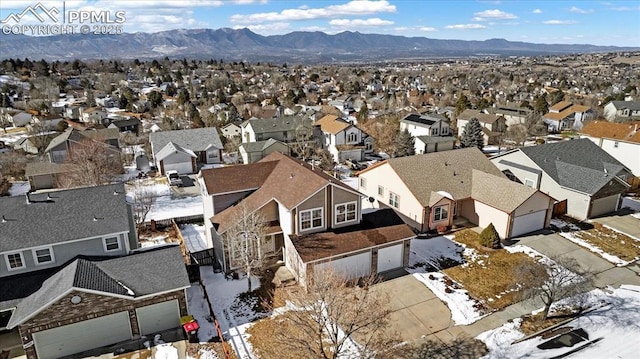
[1,0,639,46]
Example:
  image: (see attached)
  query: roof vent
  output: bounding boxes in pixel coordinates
[290,173,294,179]
[46,194,53,201]
[1,215,7,223]
[113,190,119,195]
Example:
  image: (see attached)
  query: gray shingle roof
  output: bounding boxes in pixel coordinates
[155,141,197,161]
[519,138,630,195]
[150,127,223,153]
[471,170,539,213]
[401,113,448,127]
[610,100,640,111]
[383,147,506,206]
[0,184,132,252]
[44,128,119,153]
[240,138,285,152]
[246,116,310,134]
[7,245,189,328]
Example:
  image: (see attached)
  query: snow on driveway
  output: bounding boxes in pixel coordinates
[180,224,208,253]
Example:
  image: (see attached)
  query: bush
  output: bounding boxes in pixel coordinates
[479,223,501,249]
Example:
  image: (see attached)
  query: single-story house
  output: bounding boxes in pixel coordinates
[150,127,223,175]
[239,138,289,164]
[414,135,456,154]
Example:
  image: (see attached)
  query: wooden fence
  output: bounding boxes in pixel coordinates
[198,279,232,359]
[552,200,567,218]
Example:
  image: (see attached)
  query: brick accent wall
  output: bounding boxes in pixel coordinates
[18,290,187,359]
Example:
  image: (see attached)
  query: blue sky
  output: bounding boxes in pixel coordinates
[1,0,639,46]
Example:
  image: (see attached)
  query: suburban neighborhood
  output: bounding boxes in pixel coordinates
[1,2,640,358]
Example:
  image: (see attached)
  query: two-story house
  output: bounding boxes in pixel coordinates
[314,114,373,162]
[44,127,120,164]
[399,113,454,154]
[542,101,594,132]
[149,127,223,175]
[80,107,107,125]
[456,110,507,145]
[603,100,640,122]
[240,116,318,144]
[198,152,414,288]
[580,121,640,176]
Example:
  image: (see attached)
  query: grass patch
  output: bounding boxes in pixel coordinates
[246,315,306,359]
[568,222,640,262]
[444,229,541,310]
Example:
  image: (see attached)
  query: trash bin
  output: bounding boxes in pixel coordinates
[180,315,200,343]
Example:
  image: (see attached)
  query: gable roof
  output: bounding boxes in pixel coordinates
[415,135,456,145]
[239,138,287,153]
[471,170,542,213]
[608,100,640,111]
[580,120,640,144]
[246,116,311,134]
[361,148,505,206]
[400,113,447,127]
[207,152,361,234]
[549,101,573,112]
[150,127,223,153]
[155,141,197,161]
[7,246,188,328]
[0,184,131,253]
[519,138,630,195]
[44,127,114,153]
[457,109,503,124]
[315,114,351,134]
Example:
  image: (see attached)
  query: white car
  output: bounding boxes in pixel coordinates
[166,170,183,186]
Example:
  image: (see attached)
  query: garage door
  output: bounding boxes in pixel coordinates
[377,244,404,273]
[590,194,620,218]
[315,252,371,280]
[33,311,131,359]
[136,300,181,335]
[511,210,547,238]
[162,161,193,175]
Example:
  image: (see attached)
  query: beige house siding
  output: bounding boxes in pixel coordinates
[284,235,306,287]
[331,185,362,229]
[213,190,254,214]
[459,198,479,224]
[428,197,454,230]
[296,188,327,234]
[258,200,279,222]
[474,201,510,239]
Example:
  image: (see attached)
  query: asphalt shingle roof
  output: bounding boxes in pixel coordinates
[401,113,447,127]
[457,110,503,124]
[150,127,223,153]
[246,116,311,134]
[519,138,629,195]
[471,170,539,213]
[44,128,119,153]
[0,184,132,252]
[240,138,285,153]
[7,245,189,328]
[155,141,197,161]
[415,135,456,144]
[609,100,640,111]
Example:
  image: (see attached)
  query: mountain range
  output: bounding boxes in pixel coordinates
[1,28,637,62]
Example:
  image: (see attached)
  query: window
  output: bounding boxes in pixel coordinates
[300,208,323,231]
[103,236,120,252]
[33,247,54,265]
[389,192,399,208]
[524,178,536,188]
[378,185,384,197]
[5,253,25,270]
[360,177,366,189]
[347,132,358,143]
[335,202,357,224]
[431,128,439,136]
[433,205,448,222]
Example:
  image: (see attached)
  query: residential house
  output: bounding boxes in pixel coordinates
[399,113,454,154]
[8,111,32,127]
[221,122,242,139]
[603,100,640,122]
[492,105,532,127]
[239,138,289,164]
[491,138,632,220]
[579,121,640,176]
[43,127,121,164]
[3,246,189,359]
[108,118,141,134]
[314,114,373,162]
[149,127,223,175]
[80,107,107,125]
[542,101,594,132]
[240,116,318,144]
[13,137,39,154]
[25,162,73,190]
[414,136,456,155]
[357,148,554,238]
[198,152,414,287]
[456,110,507,145]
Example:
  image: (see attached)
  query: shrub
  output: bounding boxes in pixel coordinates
[479,223,501,249]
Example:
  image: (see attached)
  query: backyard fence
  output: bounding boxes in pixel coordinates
[198,279,232,359]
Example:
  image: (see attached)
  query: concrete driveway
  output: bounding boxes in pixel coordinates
[593,212,640,240]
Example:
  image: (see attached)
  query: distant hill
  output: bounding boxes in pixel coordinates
[1,28,637,62]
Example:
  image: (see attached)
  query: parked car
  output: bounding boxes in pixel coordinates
[166,170,183,186]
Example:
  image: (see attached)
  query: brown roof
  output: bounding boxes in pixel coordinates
[200,161,278,195]
[25,162,73,177]
[458,109,503,124]
[315,114,351,134]
[549,101,572,112]
[290,209,414,262]
[580,121,640,144]
[471,170,544,213]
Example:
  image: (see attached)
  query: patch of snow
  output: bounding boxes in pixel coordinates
[407,235,464,272]
[550,218,581,231]
[601,223,640,242]
[8,181,30,196]
[180,224,209,252]
[622,196,640,212]
[633,212,640,220]
[413,272,487,325]
[197,348,219,359]
[341,176,358,190]
[558,232,632,266]
[154,343,178,359]
[146,195,203,222]
[117,280,135,296]
[479,286,640,359]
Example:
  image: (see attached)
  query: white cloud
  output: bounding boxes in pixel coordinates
[329,17,393,27]
[472,9,517,21]
[609,5,640,11]
[230,0,396,24]
[445,24,487,30]
[543,20,578,25]
[418,26,437,32]
[394,26,437,32]
[532,8,543,14]
[568,6,594,14]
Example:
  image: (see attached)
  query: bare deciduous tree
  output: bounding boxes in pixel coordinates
[271,269,401,359]
[504,123,528,147]
[130,182,157,232]
[225,203,268,292]
[60,137,123,187]
[290,122,318,161]
[514,256,594,320]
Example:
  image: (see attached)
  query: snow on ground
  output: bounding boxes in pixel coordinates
[146,195,203,221]
[187,268,261,359]
[557,231,631,266]
[8,181,29,196]
[180,224,208,253]
[622,196,640,212]
[479,285,640,359]
[341,175,358,190]
[549,218,581,231]
[407,235,464,271]
[413,272,486,325]
[154,343,179,359]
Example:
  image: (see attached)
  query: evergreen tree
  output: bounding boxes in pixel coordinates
[479,223,501,249]
[392,129,415,158]
[460,118,484,150]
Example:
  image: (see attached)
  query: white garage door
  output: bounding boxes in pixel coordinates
[511,210,547,238]
[162,161,193,175]
[136,300,181,335]
[590,195,620,218]
[33,311,131,359]
[315,252,371,280]
[377,244,404,273]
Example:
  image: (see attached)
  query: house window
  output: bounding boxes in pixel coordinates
[360,177,366,189]
[335,202,357,224]
[365,141,372,151]
[378,185,384,197]
[5,253,25,270]
[347,132,357,143]
[33,247,54,265]
[524,178,536,188]
[389,192,400,208]
[442,127,449,135]
[614,141,619,148]
[300,208,323,231]
[433,205,448,222]
[432,128,439,136]
[103,236,120,252]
